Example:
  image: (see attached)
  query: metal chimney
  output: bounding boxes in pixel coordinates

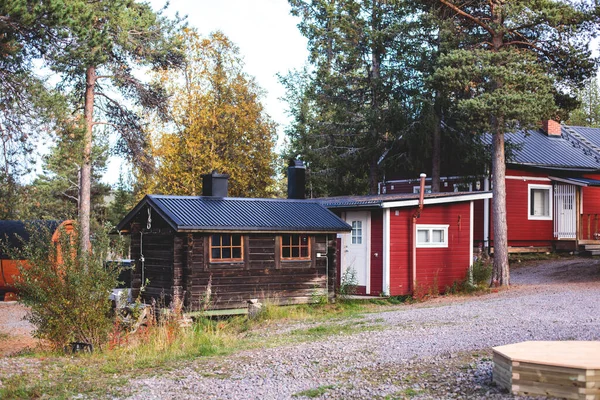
[287,159,306,199]
[202,171,229,197]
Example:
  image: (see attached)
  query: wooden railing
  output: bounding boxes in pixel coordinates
[580,213,600,240]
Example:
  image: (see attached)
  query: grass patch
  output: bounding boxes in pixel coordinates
[292,384,336,398]
[0,299,398,399]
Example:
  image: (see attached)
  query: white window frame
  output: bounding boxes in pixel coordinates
[528,184,552,220]
[413,185,432,194]
[416,224,449,248]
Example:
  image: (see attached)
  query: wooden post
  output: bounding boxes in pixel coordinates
[575,188,580,249]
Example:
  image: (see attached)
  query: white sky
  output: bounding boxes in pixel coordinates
[102,0,309,185]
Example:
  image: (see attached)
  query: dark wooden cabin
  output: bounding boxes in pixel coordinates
[117,168,351,310]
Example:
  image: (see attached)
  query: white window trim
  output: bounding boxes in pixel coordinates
[416,224,449,248]
[528,184,553,221]
[413,185,432,194]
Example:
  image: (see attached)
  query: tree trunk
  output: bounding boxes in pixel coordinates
[431,95,442,192]
[80,65,96,253]
[491,126,509,286]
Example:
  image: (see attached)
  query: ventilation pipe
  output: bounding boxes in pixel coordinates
[412,173,427,292]
[287,159,306,199]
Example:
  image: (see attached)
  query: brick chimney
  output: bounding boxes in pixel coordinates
[202,171,229,197]
[287,159,306,199]
[542,120,562,137]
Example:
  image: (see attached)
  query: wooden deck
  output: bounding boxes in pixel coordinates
[493,341,600,400]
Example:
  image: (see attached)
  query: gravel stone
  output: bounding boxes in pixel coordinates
[120,258,600,400]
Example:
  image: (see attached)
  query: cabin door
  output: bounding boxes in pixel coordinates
[342,211,370,293]
[554,184,576,239]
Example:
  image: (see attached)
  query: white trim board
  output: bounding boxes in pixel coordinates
[381,192,492,209]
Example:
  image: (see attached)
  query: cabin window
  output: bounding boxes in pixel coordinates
[351,221,363,244]
[210,234,243,262]
[528,184,552,220]
[416,225,449,248]
[281,234,310,260]
[413,185,432,194]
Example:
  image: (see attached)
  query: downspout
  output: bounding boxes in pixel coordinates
[483,174,490,252]
[412,173,426,292]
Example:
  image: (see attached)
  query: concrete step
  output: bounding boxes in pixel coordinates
[587,250,600,256]
[584,245,600,250]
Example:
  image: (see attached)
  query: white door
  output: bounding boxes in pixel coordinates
[554,184,576,239]
[342,211,370,291]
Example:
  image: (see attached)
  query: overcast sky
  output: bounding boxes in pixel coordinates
[101,1,309,184]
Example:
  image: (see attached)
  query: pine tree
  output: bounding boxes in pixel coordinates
[430,0,598,286]
[285,0,424,196]
[569,77,600,128]
[38,0,184,251]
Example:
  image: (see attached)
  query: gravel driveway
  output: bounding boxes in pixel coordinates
[122,258,600,400]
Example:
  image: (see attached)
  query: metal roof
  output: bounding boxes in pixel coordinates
[485,129,600,170]
[318,192,492,209]
[117,195,351,233]
[550,176,600,187]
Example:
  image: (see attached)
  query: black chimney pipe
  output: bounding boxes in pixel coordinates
[287,159,306,199]
[202,171,229,197]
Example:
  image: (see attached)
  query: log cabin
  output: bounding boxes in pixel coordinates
[117,164,351,310]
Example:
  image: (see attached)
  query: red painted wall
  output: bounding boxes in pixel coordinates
[472,168,554,247]
[370,210,383,295]
[581,173,600,239]
[388,202,472,296]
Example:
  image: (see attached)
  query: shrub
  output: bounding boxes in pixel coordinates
[472,257,493,286]
[338,266,358,298]
[9,222,125,350]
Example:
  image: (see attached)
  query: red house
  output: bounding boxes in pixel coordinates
[320,185,492,296]
[380,121,600,253]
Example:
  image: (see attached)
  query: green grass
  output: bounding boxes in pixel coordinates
[292,384,336,398]
[0,299,402,399]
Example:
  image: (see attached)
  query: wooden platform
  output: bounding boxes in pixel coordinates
[493,341,600,400]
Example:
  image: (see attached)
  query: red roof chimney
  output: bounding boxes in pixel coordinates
[542,120,561,137]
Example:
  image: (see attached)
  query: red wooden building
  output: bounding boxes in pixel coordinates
[379,121,600,253]
[320,187,492,296]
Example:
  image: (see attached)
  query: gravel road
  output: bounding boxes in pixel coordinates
[122,258,600,400]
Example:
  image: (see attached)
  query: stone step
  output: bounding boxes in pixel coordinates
[584,244,600,250]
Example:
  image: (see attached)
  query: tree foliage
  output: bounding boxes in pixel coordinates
[430,0,598,285]
[9,223,124,349]
[139,30,277,198]
[284,0,424,196]
[569,77,600,128]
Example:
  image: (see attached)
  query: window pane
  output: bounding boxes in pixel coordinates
[417,229,429,243]
[282,235,290,245]
[292,247,299,258]
[292,234,300,246]
[531,188,550,216]
[222,248,231,259]
[211,248,220,259]
[301,235,308,245]
[352,236,357,244]
[232,235,241,246]
[282,247,290,258]
[232,248,241,259]
[211,235,220,246]
[300,247,308,258]
[356,236,362,244]
[222,235,231,246]
[432,229,444,243]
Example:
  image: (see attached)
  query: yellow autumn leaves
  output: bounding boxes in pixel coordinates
[137,29,277,198]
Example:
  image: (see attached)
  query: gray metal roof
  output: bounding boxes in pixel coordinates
[117,195,351,233]
[318,192,491,208]
[491,129,600,170]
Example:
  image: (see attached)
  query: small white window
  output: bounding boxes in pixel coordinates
[413,185,432,194]
[528,184,552,220]
[351,220,362,244]
[416,225,449,248]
